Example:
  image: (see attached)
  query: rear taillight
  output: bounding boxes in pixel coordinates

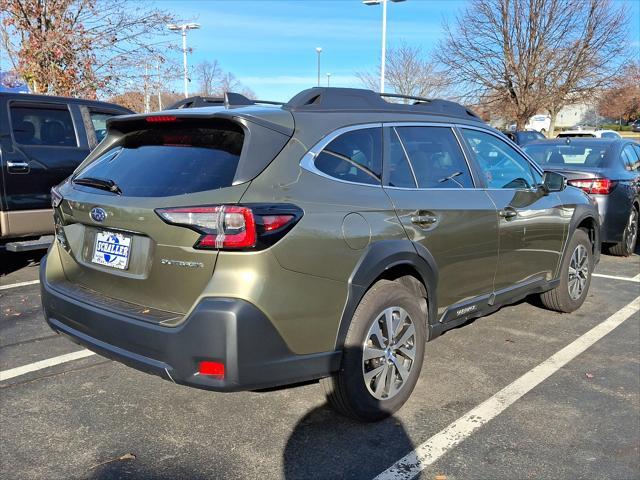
[155,204,302,250]
[568,178,616,195]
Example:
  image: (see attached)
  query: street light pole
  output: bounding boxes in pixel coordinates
[181,29,188,97]
[363,0,405,93]
[316,47,322,87]
[156,61,162,111]
[380,0,387,93]
[326,73,331,87]
[168,23,201,98]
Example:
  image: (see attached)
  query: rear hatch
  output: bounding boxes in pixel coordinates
[52,111,292,321]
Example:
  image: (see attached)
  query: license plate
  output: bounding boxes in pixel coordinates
[92,231,132,270]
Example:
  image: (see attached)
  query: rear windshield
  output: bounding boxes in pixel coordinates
[523,143,608,167]
[556,132,596,138]
[517,131,544,143]
[74,125,244,197]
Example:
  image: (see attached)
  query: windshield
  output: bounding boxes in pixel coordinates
[74,125,244,197]
[523,143,609,168]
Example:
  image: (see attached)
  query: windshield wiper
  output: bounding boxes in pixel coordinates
[73,177,122,195]
[438,171,464,188]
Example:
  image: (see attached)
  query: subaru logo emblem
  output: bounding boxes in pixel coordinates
[90,207,107,223]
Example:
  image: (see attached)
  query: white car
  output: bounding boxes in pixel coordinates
[556,129,622,139]
[525,114,551,133]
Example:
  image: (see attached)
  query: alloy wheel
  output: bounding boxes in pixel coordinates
[625,209,638,253]
[568,244,589,300]
[362,306,416,400]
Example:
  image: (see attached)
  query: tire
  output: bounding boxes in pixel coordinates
[540,229,592,313]
[609,206,638,257]
[322,279,426,422]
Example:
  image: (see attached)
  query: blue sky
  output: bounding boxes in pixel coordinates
[158,0,467,99]
[157,0,640,101]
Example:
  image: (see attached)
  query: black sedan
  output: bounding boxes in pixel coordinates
[524,138,640,256]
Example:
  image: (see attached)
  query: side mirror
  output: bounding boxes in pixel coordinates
[541,170,567,194]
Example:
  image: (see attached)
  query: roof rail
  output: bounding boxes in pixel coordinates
[283,87,480,121]
[168,93,283,110]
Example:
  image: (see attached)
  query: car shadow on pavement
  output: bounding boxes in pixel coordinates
[283,403,414,480]
[0,250,45,276]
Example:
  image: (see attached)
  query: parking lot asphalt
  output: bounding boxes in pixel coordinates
[1,249,639,480]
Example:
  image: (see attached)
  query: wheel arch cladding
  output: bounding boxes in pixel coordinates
[334,239,438,350]
[571,206,600,262]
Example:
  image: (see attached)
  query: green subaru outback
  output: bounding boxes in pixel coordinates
[41,88,600,421]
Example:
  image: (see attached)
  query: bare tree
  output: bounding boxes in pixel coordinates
[538,1,627,136]
[598,61,640,126]
[109,89,183,113]
[196,60,222,96]
[438,0,628,132]
[357,43,449,100]
[0,0,178,97]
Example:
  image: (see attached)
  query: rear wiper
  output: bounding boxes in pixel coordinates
[73,176,122,195]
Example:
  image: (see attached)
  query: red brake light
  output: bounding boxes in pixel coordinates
[199,361,224,378]
[568,178,616,195]
[155,204,302,250]
[262,215,294,232]
[146,115,177,123]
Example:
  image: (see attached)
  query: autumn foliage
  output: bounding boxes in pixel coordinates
[0,0,177,98]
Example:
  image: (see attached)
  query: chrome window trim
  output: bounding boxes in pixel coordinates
[299,123,383,188]
[298,121,543,190]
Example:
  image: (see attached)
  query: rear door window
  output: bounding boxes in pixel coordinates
[314,128,382,185]
[393,126,473,189]
[10,103,78,147]
[74,123,244,197]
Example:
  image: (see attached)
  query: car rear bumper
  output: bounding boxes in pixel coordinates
[40,256,340,392]
[594,194,631,244]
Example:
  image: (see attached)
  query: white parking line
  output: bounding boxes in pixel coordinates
[592,273,640,283]
[374,295,640,480]
[0,279,40,291]
[0,349,96,382]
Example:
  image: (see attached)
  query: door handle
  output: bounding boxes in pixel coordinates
[499,208,518,219]
[411,214,438,227]
[6,161,30,174]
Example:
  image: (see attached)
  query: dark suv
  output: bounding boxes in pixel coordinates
[0,92,132,251]
[40,88,600,421]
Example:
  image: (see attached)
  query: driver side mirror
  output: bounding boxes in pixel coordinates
[541,170,567,194]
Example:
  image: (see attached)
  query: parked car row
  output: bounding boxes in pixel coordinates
[3,87,635,421]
